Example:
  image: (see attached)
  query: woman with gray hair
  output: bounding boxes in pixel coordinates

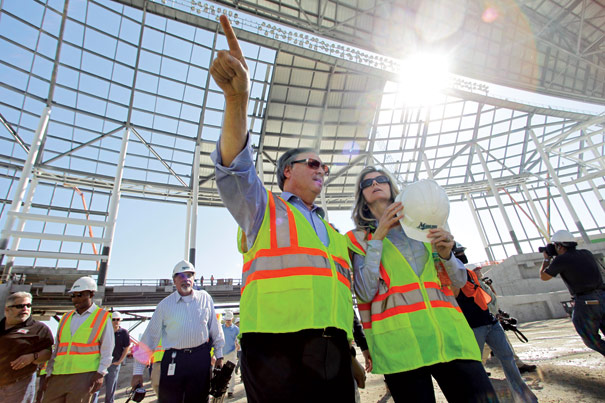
[346,166,497,402]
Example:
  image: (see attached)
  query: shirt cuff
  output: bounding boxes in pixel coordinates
[211,133,252,172]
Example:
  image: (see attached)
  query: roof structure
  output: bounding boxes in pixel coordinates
[0,0,604,298]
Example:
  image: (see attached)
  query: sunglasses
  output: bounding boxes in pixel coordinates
[291,158,330,175]
[70,292,89,298]
[112,319,121,322]
[360,175,390,189]
[9,303,32,309]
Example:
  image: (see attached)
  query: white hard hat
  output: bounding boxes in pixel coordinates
[395,179,450,242]
[112,311,122,320]
[551,230,576,243]
[69,276,97,293]
[224,310,234,320]
[172,260,195,276]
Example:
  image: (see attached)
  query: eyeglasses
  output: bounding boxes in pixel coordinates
[360,175,390,189]
[112,319,121,322]
[174,272,194,280]
[291,158,329,175]
[9,303,32,309]
[70,292,89,298]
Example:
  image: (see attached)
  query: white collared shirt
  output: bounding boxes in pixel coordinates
[133,289,224,375]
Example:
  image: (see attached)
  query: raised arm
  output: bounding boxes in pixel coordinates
[210,15,250,167]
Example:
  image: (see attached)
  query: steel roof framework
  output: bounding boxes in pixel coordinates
[0,0,604,285]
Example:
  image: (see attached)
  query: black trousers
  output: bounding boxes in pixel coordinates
[240,328,355,403]
[384,359,498,403]
[159,343,211,403]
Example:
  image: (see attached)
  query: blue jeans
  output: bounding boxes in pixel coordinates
[572,290,605,356]
[473,322,537,403]
[104,364,121,403]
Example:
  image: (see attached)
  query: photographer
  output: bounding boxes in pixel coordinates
[540,230,605,356]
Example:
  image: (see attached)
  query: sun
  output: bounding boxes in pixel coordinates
[397,53,451,105]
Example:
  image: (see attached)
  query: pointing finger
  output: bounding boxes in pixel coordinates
[219,15,243,58]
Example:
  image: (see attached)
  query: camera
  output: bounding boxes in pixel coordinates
[482,277,493,286]
[538,243,557,257]
[209,360,236,398]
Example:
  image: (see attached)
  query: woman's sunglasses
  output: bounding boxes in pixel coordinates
[360,175,390,189]
[291,158,330,175]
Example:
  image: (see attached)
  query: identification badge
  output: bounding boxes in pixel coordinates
[167,363,176,376]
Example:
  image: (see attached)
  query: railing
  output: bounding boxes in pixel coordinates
[105,278,243,287]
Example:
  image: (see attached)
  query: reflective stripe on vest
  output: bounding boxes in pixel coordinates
[53,307,109,374]
[242,192,351,292]
[238,190,353,337]
[346,229,479,374]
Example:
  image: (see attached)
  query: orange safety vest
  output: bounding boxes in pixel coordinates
[460,269,492,311]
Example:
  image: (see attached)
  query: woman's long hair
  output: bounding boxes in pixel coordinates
[351,166,400,233]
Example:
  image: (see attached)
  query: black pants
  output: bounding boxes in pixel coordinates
[240,328,355,403]
[384,359,498,403]
[159,343,211,403]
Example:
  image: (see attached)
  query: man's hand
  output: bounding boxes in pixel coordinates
[131,374,144,389]
[210,15,249,99]
[362,349,373,372]
[10,353,35,370]
[215,357,224,369]
[427,228,455,260]
[89,372,104,393]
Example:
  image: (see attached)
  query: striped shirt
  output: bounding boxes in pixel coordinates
[133,289,224,375]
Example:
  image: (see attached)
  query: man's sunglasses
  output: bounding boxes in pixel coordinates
[70,292,89,298]
[9,303,32,309]
[360,175,390,189]
[112,319,121,322]
[291,158,329,175]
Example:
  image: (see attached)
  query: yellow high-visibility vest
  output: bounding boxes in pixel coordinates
[52,307,110,375]
[238,190,353,339]
[347,230,480,374]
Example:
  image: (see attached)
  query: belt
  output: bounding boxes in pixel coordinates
[575,288,605,297]
[300,327,346,339]
[167,342,208,354]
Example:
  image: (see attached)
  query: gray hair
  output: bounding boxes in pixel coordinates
[276,147,316,190]
[351,166,400,234]
[5,291,32,308]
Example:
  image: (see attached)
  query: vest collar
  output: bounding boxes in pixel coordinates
[281,192,325,218]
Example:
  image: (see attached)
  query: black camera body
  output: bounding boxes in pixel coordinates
[210,360,236,398]
[538,243,557,257]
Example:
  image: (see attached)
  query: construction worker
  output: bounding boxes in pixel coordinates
[347,172,495,402]
[210,16,355,402]
[131,260,224,402]
[42,276,114,403]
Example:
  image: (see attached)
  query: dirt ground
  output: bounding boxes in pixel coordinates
[108,318,604,403]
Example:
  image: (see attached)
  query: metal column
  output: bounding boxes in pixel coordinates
[529,130,590,242]
[97,127,131,286]
[465,192,494,262]
[189,143,201,266]
[475,146,523,254]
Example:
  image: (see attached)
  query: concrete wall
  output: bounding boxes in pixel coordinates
[477,242,605,323]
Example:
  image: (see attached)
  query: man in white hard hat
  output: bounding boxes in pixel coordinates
[43,277,114,403]
[104,311,130,403]
[540,230,605,356]
[131,260,225,401]
[221,310,239,398]
[210,16,355,403]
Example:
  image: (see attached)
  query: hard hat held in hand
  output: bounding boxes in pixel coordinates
[69,276,97,293]
[395,179,450,242]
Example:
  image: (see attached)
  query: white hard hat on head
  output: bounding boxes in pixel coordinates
[551,230,576,243]
[69,276,97,293]
[172,260,195,276]
[112,311,122,320]
[395,179,450,242]
[224,310,234,320]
